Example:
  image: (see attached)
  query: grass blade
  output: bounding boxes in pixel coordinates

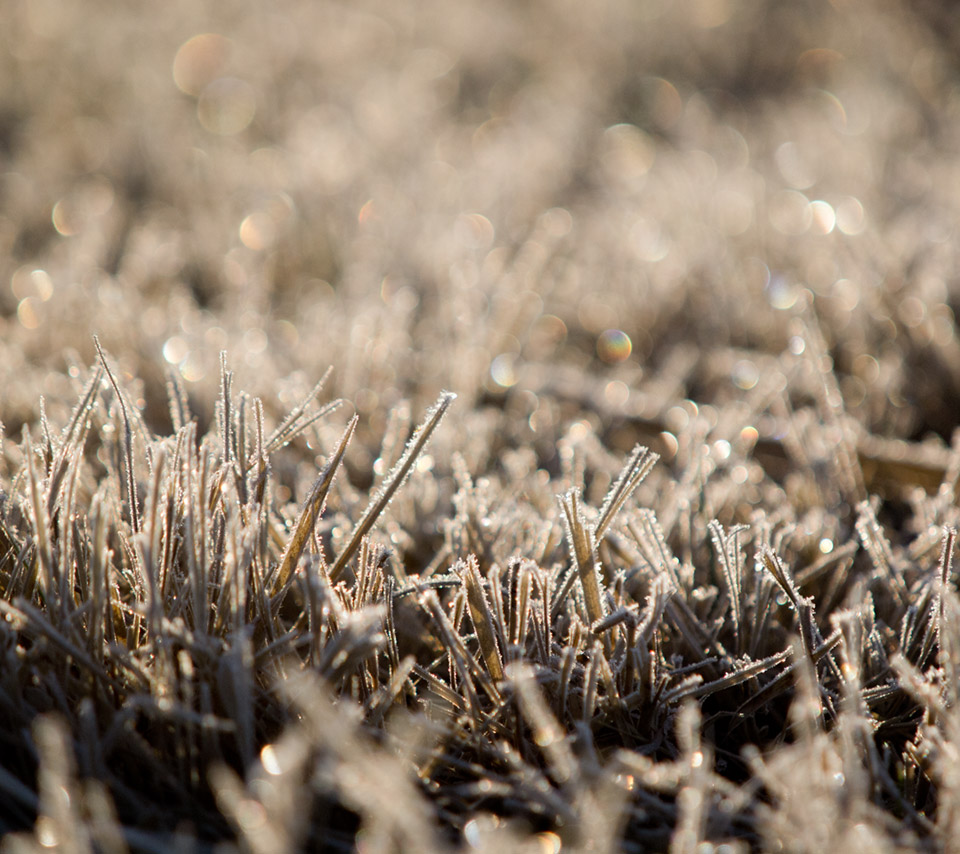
[271,415,357,596]
[329,392,455,584]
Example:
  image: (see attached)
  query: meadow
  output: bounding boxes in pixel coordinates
[2,0,960,851]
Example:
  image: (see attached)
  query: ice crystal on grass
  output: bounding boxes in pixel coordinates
[4,343,958,852]
[6,0,960,851]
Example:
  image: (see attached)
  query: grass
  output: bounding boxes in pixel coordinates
[3,0,960,851]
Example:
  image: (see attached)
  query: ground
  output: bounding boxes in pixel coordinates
[2,1,960,852]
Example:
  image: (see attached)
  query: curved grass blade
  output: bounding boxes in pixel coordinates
[595,444,658,543]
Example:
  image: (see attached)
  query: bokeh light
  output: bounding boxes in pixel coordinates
[173,33,232,96]
[597,329,632,363]
[769,190,812,235]
[836,196,866,234]
[604,380,630,407]
[490,354,518,388]
[197,77,256,135]
[17,298,41,329]
[601,124,656,187]
[732,359,759,390]
[809,200,836,234]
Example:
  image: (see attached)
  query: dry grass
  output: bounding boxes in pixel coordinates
[3,0,960,851]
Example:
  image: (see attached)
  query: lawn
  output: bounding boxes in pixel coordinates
[2,0,960,851]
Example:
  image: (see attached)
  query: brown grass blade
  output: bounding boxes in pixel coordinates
[329,392,455,584]
[595,444,658,543]
[94,336,141,535]
[458,555,504,682]
[271,415,357,597]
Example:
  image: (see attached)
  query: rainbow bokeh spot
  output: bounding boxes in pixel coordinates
[597,329,632,363]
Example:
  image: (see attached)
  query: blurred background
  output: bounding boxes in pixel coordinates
[2,0,960,472]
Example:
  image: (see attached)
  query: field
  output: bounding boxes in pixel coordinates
[3,0,960,851]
